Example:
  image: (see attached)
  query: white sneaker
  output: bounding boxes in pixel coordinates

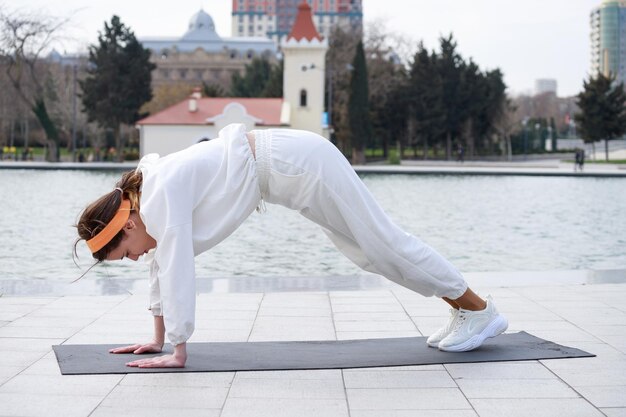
[438,295,508,352]
[426,308,460,348]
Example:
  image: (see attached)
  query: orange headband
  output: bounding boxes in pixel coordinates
[86,199,132,253]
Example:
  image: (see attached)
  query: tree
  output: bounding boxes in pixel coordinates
[81,15,155,161]
[575,73,626,161]
[347,40,373,165]
[408,44,445,159]
[0,8,68,161]
[326,26,361,155]
[230,57,282,98]
[436,34,466,160]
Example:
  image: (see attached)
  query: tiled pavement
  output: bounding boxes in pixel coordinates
[0,273,624,417]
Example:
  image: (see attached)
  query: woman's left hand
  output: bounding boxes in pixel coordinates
[125,353,186,368]
[126,338,187,368]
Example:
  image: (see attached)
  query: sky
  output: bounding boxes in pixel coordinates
[12,0,600,97]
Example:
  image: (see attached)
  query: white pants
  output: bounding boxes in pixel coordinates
[252,128,468,300]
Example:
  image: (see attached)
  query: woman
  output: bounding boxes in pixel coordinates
[75,123,508,368]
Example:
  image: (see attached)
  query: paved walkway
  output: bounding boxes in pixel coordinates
[0,270,624,417]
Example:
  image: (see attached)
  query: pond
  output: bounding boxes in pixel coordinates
[0,169,623,283]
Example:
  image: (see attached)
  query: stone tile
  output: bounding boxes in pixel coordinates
[0,325,80,339]
[444,361,556,379]
[601,408,626,417]
[333,320,417,332]
[221,398,349,417]
[100,385,229,409]
[0,337,64,352]
[336,330,420,340]
[228,377,345,399]
[191,329,251,342]
[249,316,335,341]
[573,386,626,408]
[7,315,95,328]
[0,297,57,306]
[330,297,399,305]
[333,312,410,321]
[344,365,445,372]
[0,350,47,367]
[194,310,258,320]
[332,303,405,313]
[0,374,122,396]
[0,320,9,327]
[0,366,22,385]
[346,388,469,410]
[21,354,63,376]
[120,372,234,387]
[261,293,330,309]
[0,392,103,417]
[351,411,478,417]
[343,370,456,388]
[90,407,221,417]
[258,306,331,317]
[236,369,342,379]
[194,319,254,331]
[456,378,577,399]
[470,398,605,417]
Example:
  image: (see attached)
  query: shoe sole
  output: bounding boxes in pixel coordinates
[438,314,509,352]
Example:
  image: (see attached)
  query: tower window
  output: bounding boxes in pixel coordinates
[300,89,308,107]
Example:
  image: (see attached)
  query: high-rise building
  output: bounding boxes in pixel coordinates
[232,0,363,43]
[535,79,557,96]
[590,0,626,84]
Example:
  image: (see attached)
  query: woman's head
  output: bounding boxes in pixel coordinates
[74,170,155,262]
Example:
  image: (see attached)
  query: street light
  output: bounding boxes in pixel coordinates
[522,117,529,160]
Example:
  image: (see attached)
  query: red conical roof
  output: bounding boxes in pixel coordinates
[287,1,323,42]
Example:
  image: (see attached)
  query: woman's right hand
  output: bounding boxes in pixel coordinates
[109,340,163,354]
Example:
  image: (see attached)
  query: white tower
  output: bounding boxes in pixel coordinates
[281,1,328,136]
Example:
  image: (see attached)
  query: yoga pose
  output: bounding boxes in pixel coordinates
[75,123,508,368]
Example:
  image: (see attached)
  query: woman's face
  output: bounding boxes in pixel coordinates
[106,212,157,261]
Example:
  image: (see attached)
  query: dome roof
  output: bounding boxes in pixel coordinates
[183,9,220,41]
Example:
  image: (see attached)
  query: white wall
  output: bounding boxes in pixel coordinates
[282,39,327,136]
[139,125,218,157]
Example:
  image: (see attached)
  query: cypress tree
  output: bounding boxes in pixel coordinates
[348,40,373,164]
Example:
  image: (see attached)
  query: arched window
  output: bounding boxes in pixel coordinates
[300,89,307,107]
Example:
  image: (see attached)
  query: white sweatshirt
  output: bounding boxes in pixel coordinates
[136,123,261,346]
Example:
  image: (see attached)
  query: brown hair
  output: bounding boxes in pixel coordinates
[73,170,143,263]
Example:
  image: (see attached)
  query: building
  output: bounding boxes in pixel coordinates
[231,0,362,43]
[534,79,557,96]
[590,0,626,84]
[139,10,278,90]
[137,1,327,157]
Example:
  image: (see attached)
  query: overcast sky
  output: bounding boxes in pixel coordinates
[14,0,599,97]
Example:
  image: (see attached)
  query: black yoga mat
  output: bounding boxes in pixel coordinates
[52,331,594,375]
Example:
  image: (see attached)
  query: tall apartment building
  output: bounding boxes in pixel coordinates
[590,0,626,84]
[232,0,363,42]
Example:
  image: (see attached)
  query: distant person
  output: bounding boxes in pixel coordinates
[74,123,508,368]
[574,149,582,172]
[456,143,465,163]
[579,149,585,172]
[78,152,85,163]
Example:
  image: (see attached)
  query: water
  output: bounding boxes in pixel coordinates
[0,169,624,283]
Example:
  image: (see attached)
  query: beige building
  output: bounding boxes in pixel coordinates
[137,2,328,157]
[140,10,278,90]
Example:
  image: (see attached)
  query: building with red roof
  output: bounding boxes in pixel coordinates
[138,1,326,157]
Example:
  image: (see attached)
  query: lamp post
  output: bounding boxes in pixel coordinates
[71,64,77,162]
[522,117,529,160]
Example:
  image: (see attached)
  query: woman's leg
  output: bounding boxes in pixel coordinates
[260,128,506,351]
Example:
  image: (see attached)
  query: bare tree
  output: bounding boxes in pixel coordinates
[0,7,68,161]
